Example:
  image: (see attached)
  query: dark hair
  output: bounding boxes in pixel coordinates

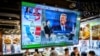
[89,51,95,56]
[80,27,83,31]
[35,49,39,53]
[81,52,87,56]
[64,48,69,52]
[73,47,77,50]
[51,47,55,50]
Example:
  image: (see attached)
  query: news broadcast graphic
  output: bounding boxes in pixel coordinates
[21,1,80,49]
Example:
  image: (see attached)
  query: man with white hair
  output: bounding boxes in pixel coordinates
[52,13,73,33]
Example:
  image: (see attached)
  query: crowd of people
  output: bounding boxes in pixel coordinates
[24,47,96,56]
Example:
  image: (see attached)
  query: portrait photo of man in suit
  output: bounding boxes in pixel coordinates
[52,13,73,33]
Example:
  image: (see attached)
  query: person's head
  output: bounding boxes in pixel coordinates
[51,47,55,50]
[26,49,29,51]
[86,24,90,28]
[80,27,83,31]
[35,49,39,53]
[60,13,67,25]
[64,48,69,54]
[25,49,29,54]
[88,51,95,56]
[46,20,50,26]
[45,48,49,50]
[50,52,57,56]
[25,49,30,55]
[73,47,78,52]
[81,52,87,56]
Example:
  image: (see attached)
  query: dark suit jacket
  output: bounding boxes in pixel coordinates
[70,52,80,56]
[44,25,52,37]
[52,24,73,33]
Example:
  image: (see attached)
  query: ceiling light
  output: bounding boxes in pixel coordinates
[9,17,11,19]
[69,3,76,8]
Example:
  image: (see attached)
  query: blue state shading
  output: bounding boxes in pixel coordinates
[25,25,34,42]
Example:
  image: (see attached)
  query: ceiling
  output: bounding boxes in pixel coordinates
[0,0,100,34]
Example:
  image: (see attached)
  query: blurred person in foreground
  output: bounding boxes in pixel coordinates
[24,49,30,56]
[64,48,69,56]
[88,51,96,56]
[81,52,87,56]
[43,48,50,56]
[50,47,58,56]
[33,49,42,56]
[70,47,80,56]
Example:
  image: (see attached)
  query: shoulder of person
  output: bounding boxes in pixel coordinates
[33,52,37,55]
[71,52,74,54]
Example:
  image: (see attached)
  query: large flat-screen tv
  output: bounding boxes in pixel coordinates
[21,1,80,49]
